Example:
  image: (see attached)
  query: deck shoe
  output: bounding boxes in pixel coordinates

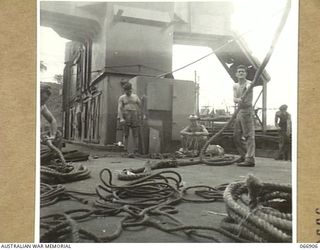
[237,161,255,167]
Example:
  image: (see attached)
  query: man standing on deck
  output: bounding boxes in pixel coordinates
[118,82,141,154]
[274,104,291,160]
[233,65,255,167]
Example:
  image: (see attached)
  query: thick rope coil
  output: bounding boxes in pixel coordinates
[220,217,266,243]
[41,164,90,184]
[222,175,292,242]
[42,138,91,184]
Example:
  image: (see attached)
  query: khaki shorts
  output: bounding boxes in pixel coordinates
[123,110,140,137]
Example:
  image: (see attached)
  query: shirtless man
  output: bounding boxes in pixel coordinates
[117,82,141,153]
[41,84,59,142]
[233,65,255,167]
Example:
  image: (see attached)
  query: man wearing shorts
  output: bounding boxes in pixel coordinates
[117,82,141,153]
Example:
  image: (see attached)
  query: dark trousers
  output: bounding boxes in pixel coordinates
[277,130,291,160]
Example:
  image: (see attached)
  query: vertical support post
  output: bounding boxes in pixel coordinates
[262,81,267,133]
[62,63,71,139]
[85,39,92,90]
[195,71,200,116]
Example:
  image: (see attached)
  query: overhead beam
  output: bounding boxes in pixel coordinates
[40,10,100,41]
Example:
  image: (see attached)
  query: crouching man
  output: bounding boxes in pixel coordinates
[180,115,209,155]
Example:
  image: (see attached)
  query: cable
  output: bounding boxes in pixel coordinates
[116,155,238,181]
[40,5,288,82]
[156,5,289,78]
[41,140,91,184]
[40,183,96,207]
[40,167,292,243]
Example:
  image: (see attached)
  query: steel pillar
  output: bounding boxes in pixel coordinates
[262,81,267,132]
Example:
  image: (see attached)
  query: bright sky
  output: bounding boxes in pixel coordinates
[39,0,298,126]
[39,28,69,82]
[172,0,297,125]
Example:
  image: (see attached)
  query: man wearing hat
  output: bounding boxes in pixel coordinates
[233,65,255,167]
[118,82,141,153]
[275,104,291,160]
[180,114,209,155]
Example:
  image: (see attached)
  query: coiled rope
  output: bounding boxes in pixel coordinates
[41,168,243,242]
[41,213,101,243]
[96,169,183,208]
[41,164,91,184]
[40,183,96,207]
[41,139,91,184]
[222,174,292,242]
[41,168,292,243]
[117,156,236,181]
